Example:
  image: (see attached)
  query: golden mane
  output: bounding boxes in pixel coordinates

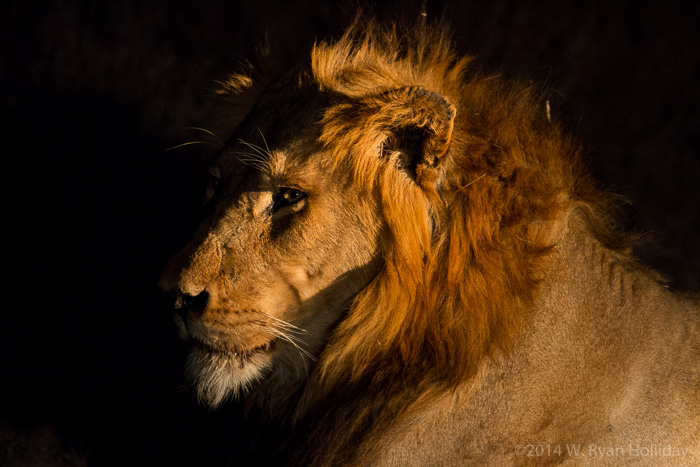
[297,20,627,404]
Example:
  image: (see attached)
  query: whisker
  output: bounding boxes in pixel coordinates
[237,138,270,159]
[242,139,268,154]
[231,153,269,171]
[166,141,221,151]
[233,152,265,162]
[250,309,307,332]
[248,319,306,336]
[272,329,315,358]
[269,328,317,363]
[238,162,268,172]
[234,156,264,165]
[255,323,306,339]
[256,310,306,331]
[186,127,225,146]
[266,324,306,336]
[257,127,271,155]
[245,310,317,366]
[233,153,268,166]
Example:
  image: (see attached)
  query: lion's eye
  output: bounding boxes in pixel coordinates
[273,187,307,211]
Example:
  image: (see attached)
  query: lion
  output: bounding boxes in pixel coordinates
[159,19,700,465]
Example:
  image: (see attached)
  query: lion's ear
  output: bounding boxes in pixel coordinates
[211,72,258,138]
[375,86,456,183]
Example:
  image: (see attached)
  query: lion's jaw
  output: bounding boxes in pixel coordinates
[184,337,276,408]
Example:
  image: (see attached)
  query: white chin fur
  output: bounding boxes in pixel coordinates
[186,346,272,408]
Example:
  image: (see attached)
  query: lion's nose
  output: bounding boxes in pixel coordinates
[173,290,209,322]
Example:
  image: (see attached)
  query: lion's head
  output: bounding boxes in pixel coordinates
[159,75,385,407]
[160,21,592,414]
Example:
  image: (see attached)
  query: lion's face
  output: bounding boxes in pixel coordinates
[160,90,383,407]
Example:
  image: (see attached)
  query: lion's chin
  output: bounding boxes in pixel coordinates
[185,342,274,408]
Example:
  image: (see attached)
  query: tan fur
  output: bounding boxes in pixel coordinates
[160,20,699,465]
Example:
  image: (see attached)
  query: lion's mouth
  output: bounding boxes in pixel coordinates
[196,338,277,369]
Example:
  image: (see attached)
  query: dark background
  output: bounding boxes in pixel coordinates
[2,1,699,465]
